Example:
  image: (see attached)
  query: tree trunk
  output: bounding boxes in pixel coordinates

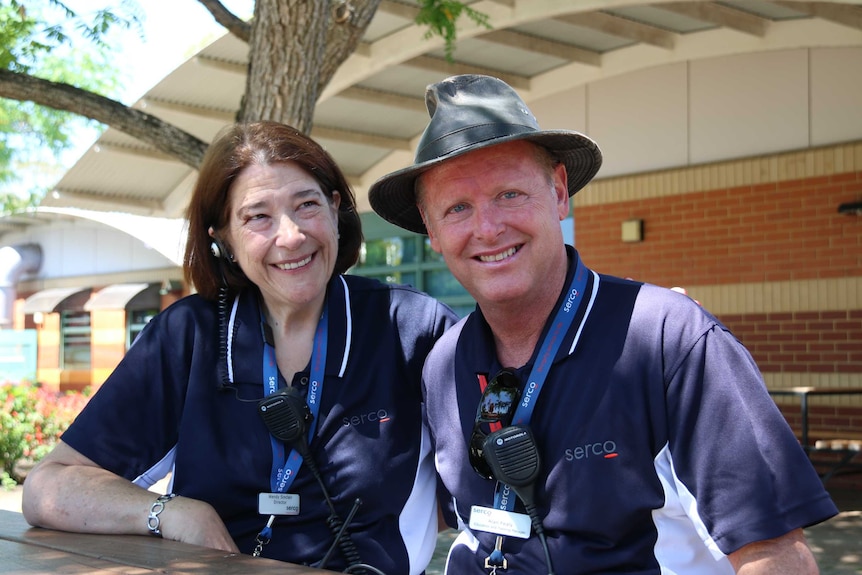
[239,0,381,133]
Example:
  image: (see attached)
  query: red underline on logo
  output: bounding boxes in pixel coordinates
[604,453,619,459]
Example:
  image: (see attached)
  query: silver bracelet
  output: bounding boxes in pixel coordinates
[147,493,178,537]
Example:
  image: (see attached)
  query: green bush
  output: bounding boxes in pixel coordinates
[0,382,91,488]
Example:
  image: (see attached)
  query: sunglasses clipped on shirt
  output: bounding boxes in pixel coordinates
[469,368,521,479]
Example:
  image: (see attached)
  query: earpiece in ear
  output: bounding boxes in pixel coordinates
[210,237,234,262]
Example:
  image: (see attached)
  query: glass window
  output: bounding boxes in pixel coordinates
[423,238,445,263]
[356,237,418,268]
[61,311,91,369]
[129,308,158,349]
[365,271,417,287]
[354,213,476,318]
[424,269,469,298]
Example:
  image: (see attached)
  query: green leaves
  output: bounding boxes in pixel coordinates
[0,0,141,206]
[415,0,491,61]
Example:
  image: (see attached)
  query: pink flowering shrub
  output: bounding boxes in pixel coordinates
[1,382,91,487]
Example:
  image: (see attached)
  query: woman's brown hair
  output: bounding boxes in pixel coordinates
[183,121,363,301]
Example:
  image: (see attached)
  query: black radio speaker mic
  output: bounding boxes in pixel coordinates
[258,387,313,446]
[258,387,370,572]
[483,425,556,575]
[482,425,540,488]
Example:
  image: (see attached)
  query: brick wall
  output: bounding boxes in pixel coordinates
[574,172,861,289]
[721,311,862,374]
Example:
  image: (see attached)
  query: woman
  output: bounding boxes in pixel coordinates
[22,122,458,574]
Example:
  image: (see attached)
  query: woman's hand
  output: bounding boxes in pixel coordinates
[156,495,240,553]
[23,441,239,554]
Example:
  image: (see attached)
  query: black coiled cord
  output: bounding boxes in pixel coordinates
[326,513,363,568]
[217,286,231,388]
[291,430,372,573]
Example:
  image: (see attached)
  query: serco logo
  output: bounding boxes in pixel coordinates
[342,408,391,427]
[520,381,538,409]
[563,288,579,313]
[565,440,619,461]
[308,380,319,405]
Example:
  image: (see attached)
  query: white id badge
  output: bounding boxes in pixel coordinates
[468,505,531,539]
[258,493,300,515]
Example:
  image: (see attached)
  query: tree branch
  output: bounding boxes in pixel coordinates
[318,0,383,94]
[0,69,208,169]
[196,0,251,42]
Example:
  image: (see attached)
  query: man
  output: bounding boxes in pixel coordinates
[369,74,837,575]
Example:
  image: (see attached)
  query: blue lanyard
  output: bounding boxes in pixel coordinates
[262,303,329,493]
[493,256,590,511]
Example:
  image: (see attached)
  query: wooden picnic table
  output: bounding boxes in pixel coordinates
[0,509,334,574]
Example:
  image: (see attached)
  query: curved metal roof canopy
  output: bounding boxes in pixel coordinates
[40,0,862,218]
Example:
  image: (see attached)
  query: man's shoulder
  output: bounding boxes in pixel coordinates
[424,314,471,367]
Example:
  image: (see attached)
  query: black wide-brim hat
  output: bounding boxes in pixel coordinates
[368,74,603,235]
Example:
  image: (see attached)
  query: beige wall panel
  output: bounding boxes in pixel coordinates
[531,84,588,136]
[811,47,862,147]
[586,63,689,178]
[689,49,809,164]
[687,278,861,316]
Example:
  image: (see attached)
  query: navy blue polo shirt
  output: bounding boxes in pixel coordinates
[63,274,458,574]
[422,247,837,575]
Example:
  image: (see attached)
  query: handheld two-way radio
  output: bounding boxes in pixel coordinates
[482,424,555,575]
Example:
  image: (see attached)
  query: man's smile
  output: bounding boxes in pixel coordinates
[476,245,520,263]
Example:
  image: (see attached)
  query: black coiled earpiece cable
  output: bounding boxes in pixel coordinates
[257,387,386,575]
[218,284,387,574]
[216,285,232,388]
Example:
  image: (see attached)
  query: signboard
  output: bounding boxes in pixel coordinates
[0,330,38,383]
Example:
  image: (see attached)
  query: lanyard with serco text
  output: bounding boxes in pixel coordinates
[254,302,328,552]
[492,256,590,512]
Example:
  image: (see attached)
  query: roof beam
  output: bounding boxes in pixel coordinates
[194,54,246,75]
[48,189,164,213]
[377,0,420,20]
[404,55,530,89]
[337,86,424,112]
[478,29,601,66]
[139,98,236,123]
[557,11,675,49]
[310,126,412,150]
[775,1,862,31]
[378,0,515,19]
[93,142,177,162]
[656,2,769,36]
